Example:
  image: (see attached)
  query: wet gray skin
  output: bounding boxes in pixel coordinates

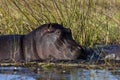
[0,35,24,62]
[23,23,87,62]
[0,23,87,62]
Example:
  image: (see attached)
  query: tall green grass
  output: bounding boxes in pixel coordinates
[0,0,120,46]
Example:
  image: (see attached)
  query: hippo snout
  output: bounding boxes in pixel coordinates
[69,45,87,60]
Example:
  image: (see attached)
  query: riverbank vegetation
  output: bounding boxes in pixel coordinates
[0,0,120,47]
[0,60,120,70]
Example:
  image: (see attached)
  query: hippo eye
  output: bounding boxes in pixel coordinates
[55,29,61,35]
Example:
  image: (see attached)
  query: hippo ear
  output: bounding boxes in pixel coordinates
[47,23,53,32]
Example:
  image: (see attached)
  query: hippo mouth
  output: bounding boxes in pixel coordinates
[54,37,87,60]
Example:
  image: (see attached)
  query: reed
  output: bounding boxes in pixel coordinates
[0,0,120,46]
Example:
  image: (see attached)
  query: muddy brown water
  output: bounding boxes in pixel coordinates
[0,66,119,80]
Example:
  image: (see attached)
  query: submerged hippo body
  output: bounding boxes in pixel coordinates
[0,23,87,62]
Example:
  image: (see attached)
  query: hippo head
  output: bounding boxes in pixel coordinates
[24,23,87,61]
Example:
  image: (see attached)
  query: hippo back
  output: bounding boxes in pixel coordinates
[0,35,24,62]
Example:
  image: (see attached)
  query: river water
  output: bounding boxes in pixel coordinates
[0,66,119,80]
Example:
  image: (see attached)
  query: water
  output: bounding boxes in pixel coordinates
[0,66,119,80]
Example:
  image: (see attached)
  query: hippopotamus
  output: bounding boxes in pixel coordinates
[93,44,120,60]
[85,44,120,63]
[0,23,87,62]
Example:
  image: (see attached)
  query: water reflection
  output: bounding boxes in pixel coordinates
[0,66,119,80]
